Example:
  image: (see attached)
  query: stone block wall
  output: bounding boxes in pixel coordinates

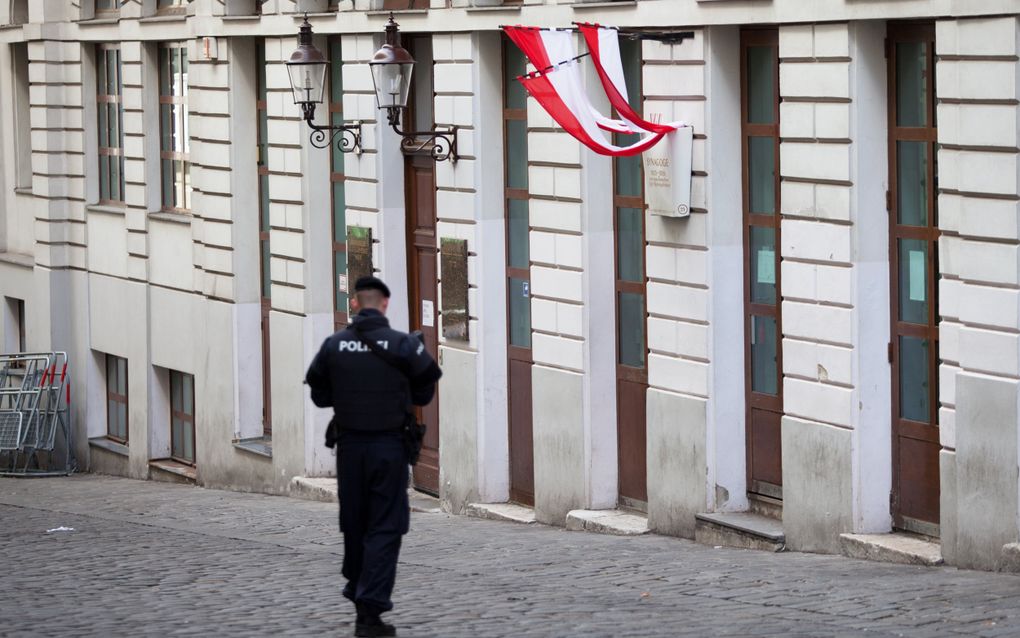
[936,15,1020,570]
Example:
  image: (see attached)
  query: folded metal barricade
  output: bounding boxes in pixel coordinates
[0,352,75,476]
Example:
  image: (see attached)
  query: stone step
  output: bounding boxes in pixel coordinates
[695,511,785,552]
[565,509,649,536]
[839,533,943,566]
[464,502,536,524]
[288,476,441,513]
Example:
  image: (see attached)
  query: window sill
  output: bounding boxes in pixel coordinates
[0,251,34,269]
[234,436,273,459]
[222,15,262,21]
[466,4,521,12]
[87,203,127,217]
[288,12,335,18]
[149,458,197,481]
[76,17,121,25]
[149,211,192,225]
[89,436,129,457]
[366,8,427,15]
[138,15,188,23]
[570,0,637,8]
[13,187,32,196]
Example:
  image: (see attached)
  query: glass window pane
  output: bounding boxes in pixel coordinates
[183,421,194,462]
[161,158,173,208]
[171,416,182,457]
[896,41,927,128]
[110,152,121,202]
[171,372,181,410]
[118,404,127,440]
[98,100,108,148]
[619,37,641,113]
[747,46,775,124]
[751,314,778,395]
[898,238,928,324]
[507,198,529,270]
[748,136,775,215]
[615,152,642,198]
[107,50,118,96]
[505,119,528,190]
[749,226,777,305]
[97,50,107,94]
[118,358,127,393]
[261,240,272,299]
[107,398,116,434]
[159,48,169,96]
[899,335,930,422]
[503,42,527,111]
[329,40,342,104]
[508,277,531,348]
[896,140,928,227]
[332,182,346,242]
[334,254,348,313]
[618,291,646,368]
[100,156,110,202]
[617,207,644,283]
[183,374,193,416]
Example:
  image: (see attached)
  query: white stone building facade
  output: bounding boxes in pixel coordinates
[1,0,1018,570]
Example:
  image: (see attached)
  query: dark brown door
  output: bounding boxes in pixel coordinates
[406,153,440,494]
[888,22,940,535]
[741,29,783,500]
[614,37,648,508]
[503,38,534,506]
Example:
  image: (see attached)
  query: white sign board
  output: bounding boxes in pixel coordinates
[643,127,694,218]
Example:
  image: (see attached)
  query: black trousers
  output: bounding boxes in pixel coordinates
[337,430,409,616]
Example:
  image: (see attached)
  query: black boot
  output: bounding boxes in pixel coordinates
[354,609,396,637]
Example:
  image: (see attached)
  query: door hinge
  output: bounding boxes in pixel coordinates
[887,341,894,363]
[885,190,891,212]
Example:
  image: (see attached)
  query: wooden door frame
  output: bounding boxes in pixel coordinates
[503,41,535,506]
[740,27,784,500]
[887,20,940,535]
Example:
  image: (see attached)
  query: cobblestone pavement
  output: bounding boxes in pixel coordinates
[2,476,1020,637]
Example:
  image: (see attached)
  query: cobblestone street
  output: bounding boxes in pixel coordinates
[1,476,1019,637]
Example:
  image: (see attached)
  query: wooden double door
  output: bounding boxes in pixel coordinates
[405,153,441,494]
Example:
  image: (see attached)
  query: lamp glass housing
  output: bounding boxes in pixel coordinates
[370,60,414,110]
[287,62,328,106]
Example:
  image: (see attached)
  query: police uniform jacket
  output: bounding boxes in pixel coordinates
[305,309,442,433]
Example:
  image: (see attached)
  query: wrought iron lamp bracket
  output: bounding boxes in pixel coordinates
[386,106,458,163]
[301,102,363,155]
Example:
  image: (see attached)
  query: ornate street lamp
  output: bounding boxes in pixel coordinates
[286,17,362,154]
[369,16,458,162]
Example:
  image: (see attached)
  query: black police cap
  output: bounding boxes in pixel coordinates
[353,276,391,298]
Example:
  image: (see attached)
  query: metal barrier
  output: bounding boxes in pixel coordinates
[0,352,76,476]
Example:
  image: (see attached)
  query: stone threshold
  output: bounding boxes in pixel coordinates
[464,502,536,524]
[566,509,649,536]
[840,532,943,566]
[233,437,272,459]
[289,476,440,513]
[148,459,196,483]
[695,511,785,552]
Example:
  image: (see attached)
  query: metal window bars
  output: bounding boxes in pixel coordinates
[0,352,76,476]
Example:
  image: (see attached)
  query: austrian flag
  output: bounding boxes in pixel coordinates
[502,24,689,157]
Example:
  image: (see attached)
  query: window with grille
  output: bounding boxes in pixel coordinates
[97,45,125,204]
[169,370,195,464]
[106,355,128,443]
[158,43,190,212]
[156,0,187,15]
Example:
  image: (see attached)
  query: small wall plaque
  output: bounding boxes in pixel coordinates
[440,238,469,342]
[346,226,373,293]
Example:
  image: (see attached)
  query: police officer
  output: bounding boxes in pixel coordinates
[305,276,441,638]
